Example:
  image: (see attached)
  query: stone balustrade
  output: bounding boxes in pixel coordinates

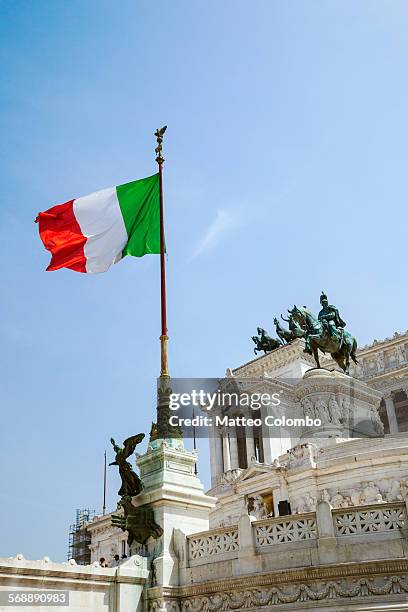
[186,500,408,567]
[254,513,317,546]
[187,526,239,565]
[333,501,407,537]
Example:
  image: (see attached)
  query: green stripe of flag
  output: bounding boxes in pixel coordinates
[116,173,161,257]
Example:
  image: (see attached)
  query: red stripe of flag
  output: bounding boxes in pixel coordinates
[36,200,87,273]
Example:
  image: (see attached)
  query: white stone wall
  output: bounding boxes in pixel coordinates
[0,554,148,612]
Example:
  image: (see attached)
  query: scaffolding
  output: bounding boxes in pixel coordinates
[67,508,95,564]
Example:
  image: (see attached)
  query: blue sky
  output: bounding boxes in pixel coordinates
[1,0,407,561]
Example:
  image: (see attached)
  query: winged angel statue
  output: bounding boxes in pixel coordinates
[109,433,145,497]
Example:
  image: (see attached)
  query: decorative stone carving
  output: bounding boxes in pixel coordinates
[314,398,330,423]
[320,489,331,504]
[361,481,384,504]
[395,344,406,364]
[334,504,407,536]
[376,352,385,370]
[385,480,404,501]
[255,515,316,546]
[328,395,342,425]
[401,480,408,499]
[248,495,268,520]
[300,393,353,428]
[319,477,408,509]
[383,478,408,501]
[330,491,350,508]
[340,395,351,414]
[216,469,242,486]
[301,397,315,420]
[188,527,239,560]
[219,515,237,528]
[354,361,365,377]
[286,443,317,469]
[291,492,317,514]
[149,599,180,612]
[370,407,384,435]
[180,575,408,611]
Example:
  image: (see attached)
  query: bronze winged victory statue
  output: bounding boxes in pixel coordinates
[109,433,145,497]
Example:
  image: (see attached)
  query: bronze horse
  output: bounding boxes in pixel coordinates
[252,327,282,355]
[289,306,358,374]
[274,314,305,344]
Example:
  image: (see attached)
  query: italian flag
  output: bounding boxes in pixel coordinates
[37,173,161,273]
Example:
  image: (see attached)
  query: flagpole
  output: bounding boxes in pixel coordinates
[102,449,107,516]
[152,126,182,442]
[155,126,169,378]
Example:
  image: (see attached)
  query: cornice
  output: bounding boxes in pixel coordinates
[294,374,382,405]
[232,340,315,378]
[364,365,408,384]
[359,330,408,353]
[147,559,408,599]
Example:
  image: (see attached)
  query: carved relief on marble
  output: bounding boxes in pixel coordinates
[150,600,180,612]
[291,478,408,515]
[376,352,385,370]
[318,477,408,509]
[285,443,317,471]
[290,492,317,514]
[328,395,342,425]
[301,395,348,427]
[212,515,238,529]
[216,469,242,486]
[247,494,268,520]
[369,407,384,435]
[179,575,408,611]
[314,398,330,423]
[395,344,406,364]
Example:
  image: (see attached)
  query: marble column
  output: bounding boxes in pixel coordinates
[384,393,399,434]
[260,403,274,464]
[261,435,273,465]
[245,425,256,465]
[214,431,223,474]
[222,433,231,472]
[229,433,239,469]
[210,430,220,487]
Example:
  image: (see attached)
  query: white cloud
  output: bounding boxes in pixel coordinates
[190,208,243,259]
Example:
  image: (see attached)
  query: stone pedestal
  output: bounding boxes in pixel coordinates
[133,438,216,588]
[296,368,383,446]
[115,556,149,612]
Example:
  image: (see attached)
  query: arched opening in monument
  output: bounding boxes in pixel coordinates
[252,409,264,463]
[378,399,390,434]
[236,416,248,469]
[394,389,408,432]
